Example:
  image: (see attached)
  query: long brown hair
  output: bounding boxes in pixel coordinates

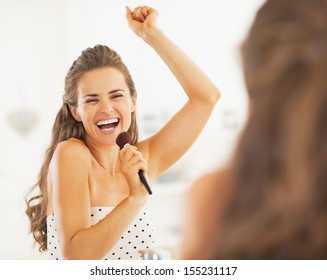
[215,0,327,259]
[25,45,138,252]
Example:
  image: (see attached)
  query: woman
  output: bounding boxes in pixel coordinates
[181,0,327,259]
[25,6,220,260]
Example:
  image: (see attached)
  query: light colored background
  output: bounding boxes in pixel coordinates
[0,0,265,259]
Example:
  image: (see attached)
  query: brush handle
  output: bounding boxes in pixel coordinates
[138,170,152,195]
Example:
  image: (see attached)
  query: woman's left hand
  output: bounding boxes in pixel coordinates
[125,6,158,39]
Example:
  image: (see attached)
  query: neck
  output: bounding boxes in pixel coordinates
[85,138,121,175]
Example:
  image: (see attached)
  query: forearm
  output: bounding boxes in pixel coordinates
[62,196,146,260]
[143,26,221,105]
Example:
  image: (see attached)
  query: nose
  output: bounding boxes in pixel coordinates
[99,99,114,113]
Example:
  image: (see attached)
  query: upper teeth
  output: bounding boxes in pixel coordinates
[96,118,118,126]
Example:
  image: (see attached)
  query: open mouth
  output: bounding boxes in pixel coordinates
[96,118,119,132]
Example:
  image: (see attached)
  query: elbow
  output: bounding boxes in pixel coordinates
[61,237,81,260]
[62,250,74,260]
[62,242,99,260]
[212,83,222,101]
[62,238,109,260]
[203,88,221,108]
[62,245,79,260]
[189,88,221,110]
[62,248,99,260]
[211,88,221,105]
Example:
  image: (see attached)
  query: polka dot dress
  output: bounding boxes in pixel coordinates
[47,206,156,260]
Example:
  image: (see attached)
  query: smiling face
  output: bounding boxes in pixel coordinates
[70,67,137,147]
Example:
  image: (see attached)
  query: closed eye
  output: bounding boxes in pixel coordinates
[111,94,123,99]
[85,98,98,103]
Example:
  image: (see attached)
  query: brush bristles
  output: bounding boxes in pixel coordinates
[116,132,132,150]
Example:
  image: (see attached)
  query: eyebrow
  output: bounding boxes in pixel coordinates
[82,89,125,99]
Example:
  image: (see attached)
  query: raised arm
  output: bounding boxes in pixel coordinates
[126,6,221,179]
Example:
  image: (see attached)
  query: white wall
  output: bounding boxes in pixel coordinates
[0,0,265,259]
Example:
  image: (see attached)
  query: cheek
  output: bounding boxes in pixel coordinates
[119,99,135,114]
[77,105,96,123]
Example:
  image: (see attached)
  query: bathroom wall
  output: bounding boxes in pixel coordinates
[0,0,265,259]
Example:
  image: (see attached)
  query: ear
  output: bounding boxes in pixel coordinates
[68,104,82,121]
[131,92,137,113]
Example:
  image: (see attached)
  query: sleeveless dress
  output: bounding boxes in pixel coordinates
[47,206,156,260]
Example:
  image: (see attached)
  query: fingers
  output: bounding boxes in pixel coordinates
[125,6,132,20]
[138,6,150,22]
[133,6,149,22]
[119,144,149,196]
[119,144,148,175]
[126,5,156,23]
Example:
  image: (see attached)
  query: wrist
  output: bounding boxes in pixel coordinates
[126,191,148,206]
[142,26,163,45]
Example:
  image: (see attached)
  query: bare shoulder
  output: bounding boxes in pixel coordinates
[53,138,92,166]
[56,138,89,153]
